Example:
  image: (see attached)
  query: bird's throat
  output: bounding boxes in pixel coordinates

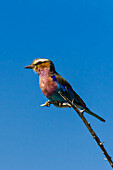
[37,67,51,76]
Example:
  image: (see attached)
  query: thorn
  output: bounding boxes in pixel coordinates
[93,135,96,139]
[100,142,105,145]
[104,158,107,161]
[88,122,91,125]
[111,163,113,167]
[80,109,85,114]
[72,98,75,105]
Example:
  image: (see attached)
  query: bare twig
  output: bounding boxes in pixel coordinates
[58,91,113,168]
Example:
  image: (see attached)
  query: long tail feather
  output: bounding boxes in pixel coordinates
[77,105,105,122]
[85,107,105,122]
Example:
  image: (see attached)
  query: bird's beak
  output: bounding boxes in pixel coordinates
[24,64,34,69]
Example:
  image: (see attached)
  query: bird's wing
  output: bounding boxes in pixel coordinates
[51,73,105,122]
[53,73,86,108]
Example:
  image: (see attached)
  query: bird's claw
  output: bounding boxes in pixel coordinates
[54,102,71,108]
[61,103,71,108]
[40,101,71,108]
[40,101,51,107]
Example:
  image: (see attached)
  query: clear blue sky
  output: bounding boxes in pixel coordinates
[0,0,113,169]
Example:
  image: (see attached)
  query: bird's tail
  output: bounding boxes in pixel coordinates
[78,105,105,122]
[84,107,105,122]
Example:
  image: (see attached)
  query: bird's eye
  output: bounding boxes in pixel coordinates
[37,61,42,65]
[34,61,42,65]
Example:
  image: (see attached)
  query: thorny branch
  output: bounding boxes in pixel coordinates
[58,91,113,168]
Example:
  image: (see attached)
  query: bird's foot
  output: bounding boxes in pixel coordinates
[61,103,71,108]
[53,102,71,108]
[40,100,51,107]
[40,101,71,108]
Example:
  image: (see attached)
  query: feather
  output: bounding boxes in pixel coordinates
[52,73,86,108]
[78,105,105,122]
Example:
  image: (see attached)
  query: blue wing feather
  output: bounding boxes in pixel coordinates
[51,73,86,108]
[51,73,105,122]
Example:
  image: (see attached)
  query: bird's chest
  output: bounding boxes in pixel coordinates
[39,76,58,96]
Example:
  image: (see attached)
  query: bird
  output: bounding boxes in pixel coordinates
[25,58,105,122]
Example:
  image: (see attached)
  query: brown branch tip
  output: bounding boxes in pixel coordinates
[58,92,113,168]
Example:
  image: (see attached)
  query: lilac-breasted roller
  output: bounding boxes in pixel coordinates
[25,58,105,122]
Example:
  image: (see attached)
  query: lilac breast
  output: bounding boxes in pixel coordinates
[39,74,58,97]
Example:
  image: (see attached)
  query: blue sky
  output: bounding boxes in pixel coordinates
[0,0,113,169]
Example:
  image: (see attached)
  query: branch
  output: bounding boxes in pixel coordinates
[58,91,113,168]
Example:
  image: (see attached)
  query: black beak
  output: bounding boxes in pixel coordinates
[24,64,34,69]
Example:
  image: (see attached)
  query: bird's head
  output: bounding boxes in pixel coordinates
[25,58,55,74]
